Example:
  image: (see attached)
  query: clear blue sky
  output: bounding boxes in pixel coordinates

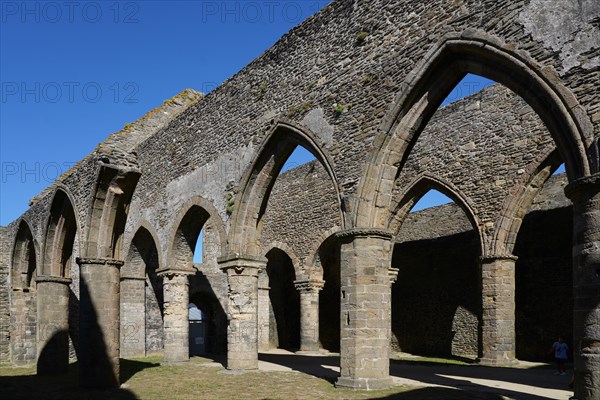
[1,1,538,226]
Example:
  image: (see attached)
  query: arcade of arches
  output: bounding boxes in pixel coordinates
[2,2,599,399]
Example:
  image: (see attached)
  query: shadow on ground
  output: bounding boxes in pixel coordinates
[0,359,159,400]
[258,352,571,400]
[368,386,511,399]
[259,352,340,383]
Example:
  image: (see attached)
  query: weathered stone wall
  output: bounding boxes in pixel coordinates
[391,230,481,358]
[1,0,597,379]
[0,226,10,363]
[391,83,556,248]
[390,174,571,360]
[260,160,342,273]
[122,0,599,274]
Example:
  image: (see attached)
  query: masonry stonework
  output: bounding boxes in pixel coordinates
[1,0,599,397]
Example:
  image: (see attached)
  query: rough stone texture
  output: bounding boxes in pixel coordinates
[390,174,573,362]
[295,280,324,353]
[159,269,194,363]
[10,288,37,365]
[1,0,599,395]
[77,258,122,388]
[514,204,573,360]
[145,272,164,354]
[36,276,71,374]
[261,161,342,273]
[337,231,393,390]
[565,175,600,400]
[390,84,556,250]
[120,276,146,358]
[0,226,11,364]
[257,276,271,352]
[391,230,481,359]
[480,256,518,366]
[219,257,264,370]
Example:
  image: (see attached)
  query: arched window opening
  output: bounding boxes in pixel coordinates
[12,220,37,289]
[553,163,566,176]
[410,189,453,213]
[513,171,572,361]
[192,228,204,264]
[172,205,210,270]
[440,74,495,107]
[392,190,480,360]
[281,146,316,173]
[43,190,77,278]
[317,237,341,353]
[265,248,300,351]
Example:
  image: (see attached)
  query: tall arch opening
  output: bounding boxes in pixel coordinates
[264,248,300,351]
[392,187,481,360]
[228,123,343,257]
[42,190,77,279]
[37,189,78,375]
[316,235,341,353]
[355,39,585,377]
[513,166,573,361]
[121,226,161,358]
[169,201,227,357]
[226,122,342,369]
[10,220,38,365]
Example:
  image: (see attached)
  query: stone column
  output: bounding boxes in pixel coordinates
[257,272,271,352]
[218,255,265,370]
[336,229,393,390]
[294,279,324,354]
[479,254,517,366]
[565,174,600,400]
[388,267,399,355]
[11,285,37,365]
[77,257,122,389]
[120,274,147,358]
[156,267,195,364]
[36,275,71,374]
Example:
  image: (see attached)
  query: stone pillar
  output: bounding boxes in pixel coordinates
[218,255,265,370]
[565,174,600,400]
[336,229,393,390]
[120,274,147,358]
[294,279,324,354]
[257,274,271,352]
[156,267,195,364]
[479,254,517,366]
[11,286,37,365]
[77,257,122,389]
[36,275,71,374]
[388,267,399,355]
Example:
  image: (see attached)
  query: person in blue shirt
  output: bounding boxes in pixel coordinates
[549,336,569,375]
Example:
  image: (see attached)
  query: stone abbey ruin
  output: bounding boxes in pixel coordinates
[1,0,599,398]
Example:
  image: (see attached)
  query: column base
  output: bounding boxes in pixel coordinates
[295,349,327,356]
[335,376,392,390]
[226,360,259,370]
[160,360,189,366]
[478,357,518,367]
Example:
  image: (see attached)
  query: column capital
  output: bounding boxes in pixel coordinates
[156,266,196,278]
[564,172,600,201]
[388,267,399,284]
[335,228,393,241]
[218,255,267,275]
[35,275,73,285]
[479,254,518,263]
[76,257,124,268]
[294,279,325,292]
